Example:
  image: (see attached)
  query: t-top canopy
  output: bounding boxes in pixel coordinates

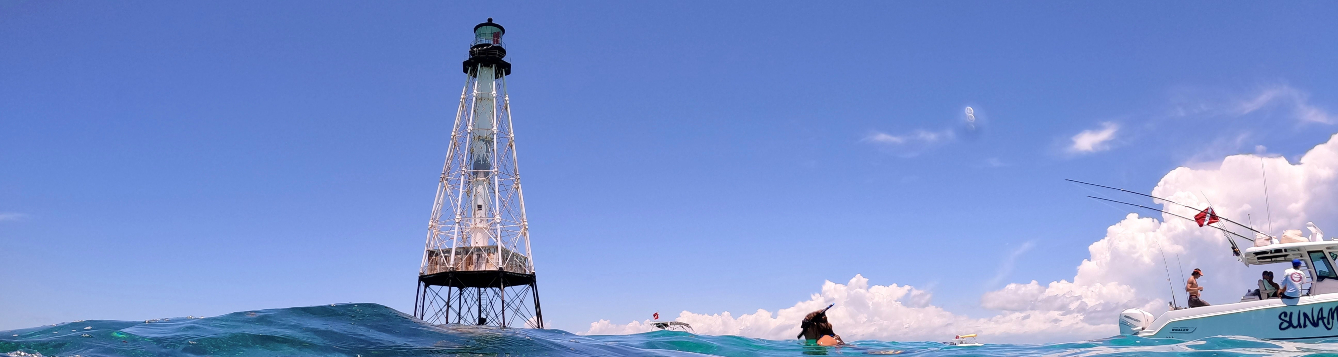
[1242,240,1338,266]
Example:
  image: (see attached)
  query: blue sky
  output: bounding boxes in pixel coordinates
[3,1,1338,335]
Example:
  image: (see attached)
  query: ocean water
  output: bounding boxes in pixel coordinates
[5,304,1338,356]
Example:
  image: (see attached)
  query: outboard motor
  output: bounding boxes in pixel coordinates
[1119,309,1154,335]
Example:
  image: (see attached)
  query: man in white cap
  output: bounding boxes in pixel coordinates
[1282,259,1308,299]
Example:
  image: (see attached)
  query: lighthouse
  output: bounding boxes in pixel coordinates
[413,18,542,329]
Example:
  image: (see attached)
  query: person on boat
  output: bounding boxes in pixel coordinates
[1259,271,1281,299]
[797,306,844,346]
[1282,259,1308,299]
[1186,268,1209,307]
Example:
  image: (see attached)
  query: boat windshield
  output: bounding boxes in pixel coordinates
[1308,251,1338,280]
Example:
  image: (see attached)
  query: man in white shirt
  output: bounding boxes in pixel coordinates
[1282,259,1308,299]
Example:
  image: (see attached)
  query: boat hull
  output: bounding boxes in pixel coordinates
[1139,294,1338,340]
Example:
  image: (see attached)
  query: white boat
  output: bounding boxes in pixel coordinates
[1121,240,1338,341]
[945,333,983,347]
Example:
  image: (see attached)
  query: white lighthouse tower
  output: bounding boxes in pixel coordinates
[413,18,542,329]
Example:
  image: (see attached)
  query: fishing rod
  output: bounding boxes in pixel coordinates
[1088,196,1248,265]
[1087,196,1254,243]
[1068,179,1272,239]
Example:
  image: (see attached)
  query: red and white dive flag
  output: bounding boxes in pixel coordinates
[653,312,659,320]
[1194,207,1220,227]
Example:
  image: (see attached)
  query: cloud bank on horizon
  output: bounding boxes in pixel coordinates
[586,132,1338,343]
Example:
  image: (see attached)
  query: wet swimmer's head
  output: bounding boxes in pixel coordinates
[803,311,827,324]
[798,304,845,346]
[801,304,833,327]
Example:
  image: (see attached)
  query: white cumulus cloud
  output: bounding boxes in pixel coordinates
[589,132,1338,344]
[1068,122,1120,154]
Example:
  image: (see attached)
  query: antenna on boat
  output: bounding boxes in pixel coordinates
[1261,157,1275,235]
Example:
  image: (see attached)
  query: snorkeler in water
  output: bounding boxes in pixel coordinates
[797,304,844,346]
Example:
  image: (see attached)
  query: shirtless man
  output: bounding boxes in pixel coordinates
[1187,268,1209,308]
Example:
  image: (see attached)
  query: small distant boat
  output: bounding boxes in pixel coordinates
[945,334,982,347]
[650,321,693,332]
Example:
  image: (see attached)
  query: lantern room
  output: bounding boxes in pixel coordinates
[473,18,505,46]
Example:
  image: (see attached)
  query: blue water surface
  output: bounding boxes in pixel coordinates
[5,303,1338,356]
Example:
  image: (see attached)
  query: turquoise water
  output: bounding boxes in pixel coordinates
[5,304,1338,356]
